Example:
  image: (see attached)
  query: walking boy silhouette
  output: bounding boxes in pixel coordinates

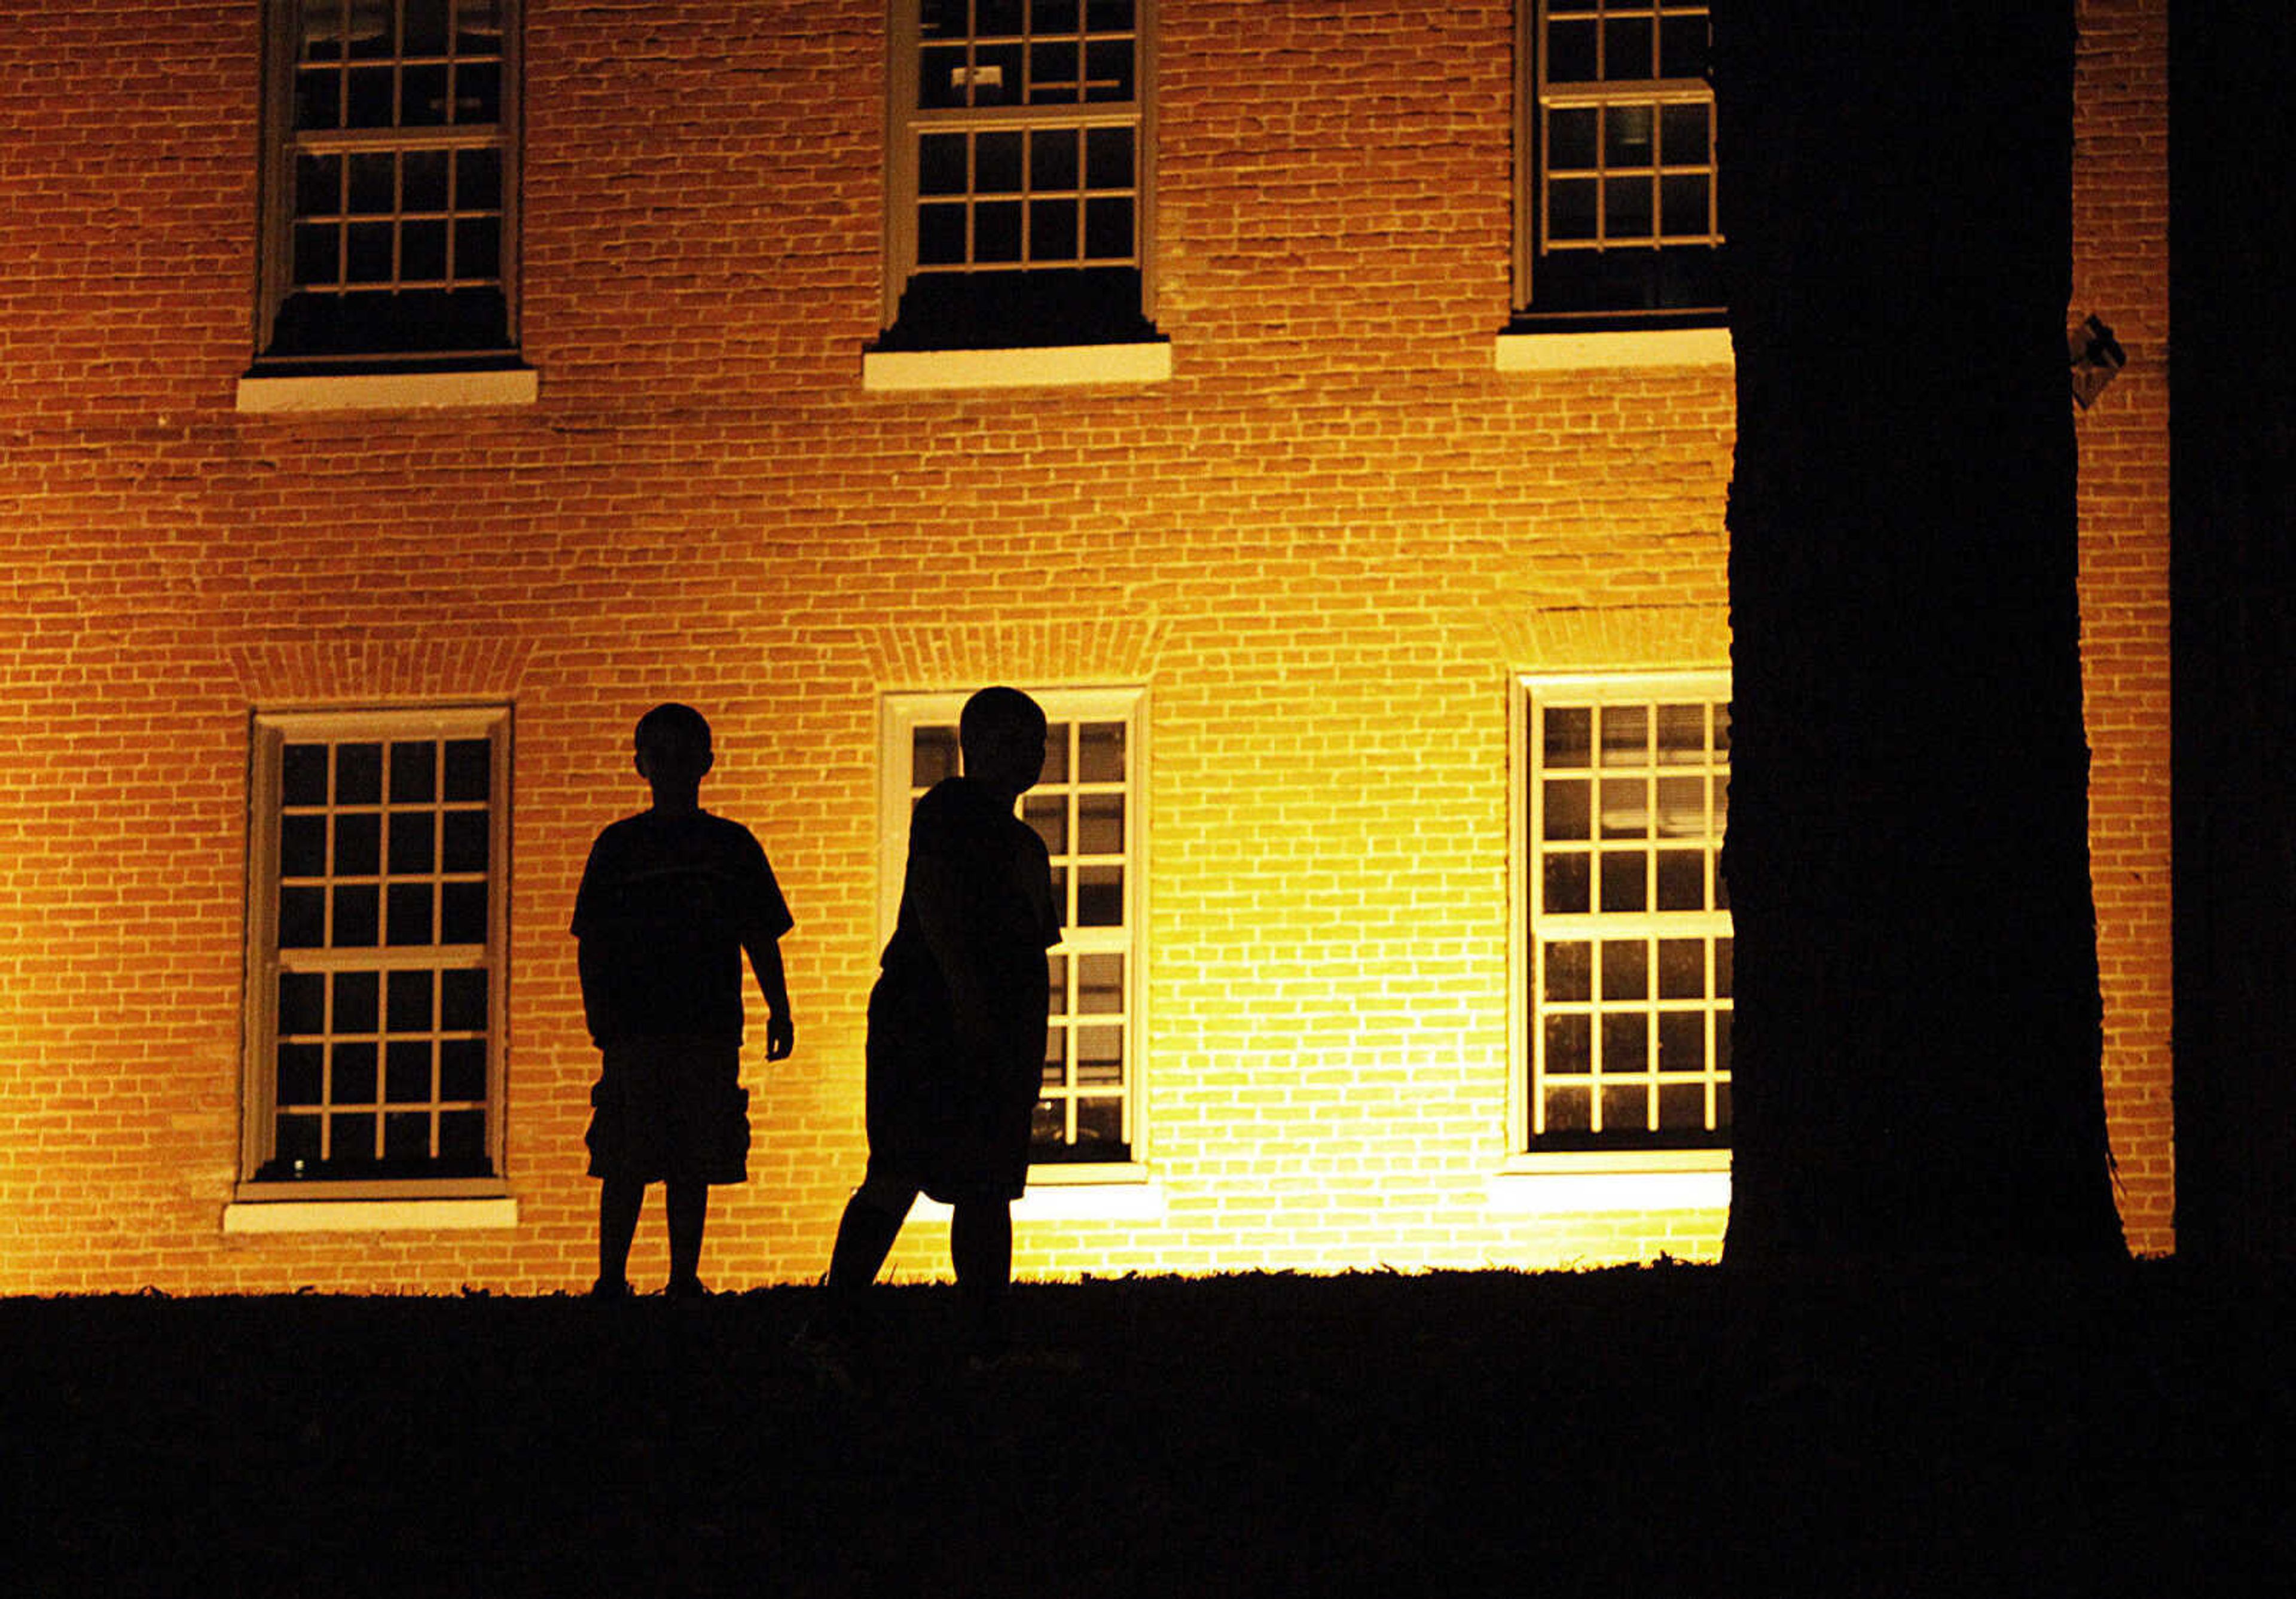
[573,703,795,1298]
[821,686,1060,1357]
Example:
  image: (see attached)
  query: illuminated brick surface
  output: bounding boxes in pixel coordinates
[0,1,2169,1290]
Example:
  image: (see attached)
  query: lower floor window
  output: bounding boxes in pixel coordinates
[1522,674,1732,1151]
[243,706,510,1189]
[885,687,1144,1165]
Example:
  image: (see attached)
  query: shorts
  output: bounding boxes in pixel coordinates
[584,1037,749,1185]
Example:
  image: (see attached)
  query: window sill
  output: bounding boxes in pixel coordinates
[862,342,1172,392]
[223,1195,519,1234]
[235,367,540,414]
[912,1164,1165,1223]
[1493,326,1733,373]
[1487,1151,1730,1213]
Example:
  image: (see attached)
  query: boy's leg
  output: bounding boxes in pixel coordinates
[665,1180,709,1294]
[822,1174,915,1335]
[950,1197,1013,1358]
[598,1178,644,1293]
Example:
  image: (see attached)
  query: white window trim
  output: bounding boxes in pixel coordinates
[861,341,1171,391]
[1492,326,1732,371]
[235,368,540,413]
[1510,669,1732,1167]
[239,703,514,1204]
[1489,1149,1730,1213]
[880,685,1152,1182]
[224,1196,519,1233]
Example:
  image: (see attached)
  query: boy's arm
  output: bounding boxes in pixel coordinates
[745,930,795,1061]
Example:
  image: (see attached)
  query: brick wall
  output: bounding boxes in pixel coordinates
[0,0,2171,1293]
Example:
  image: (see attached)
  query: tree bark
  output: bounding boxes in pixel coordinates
[1713,2,2124,1261]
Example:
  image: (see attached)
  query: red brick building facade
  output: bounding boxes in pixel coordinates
[0,1,2168,1292]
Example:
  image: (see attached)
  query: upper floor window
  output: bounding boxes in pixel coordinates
[877,1,1160,352]
[884,689,1144,1165]
[1520,676,1732,1152]
[255,0,520,368]
[241,707,511,1194]
[1515,1,1723,328]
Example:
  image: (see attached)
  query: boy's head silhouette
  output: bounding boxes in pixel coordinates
[960,686,1048,802]
[634,702,715,806]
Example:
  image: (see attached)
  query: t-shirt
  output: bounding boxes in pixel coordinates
[572,808,793,1044]
[877,776,1061,1079]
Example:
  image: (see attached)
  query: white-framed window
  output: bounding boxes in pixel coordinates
[239,706,511,1196]
[254,0,521,367]
[1516,675,1731,1152]
[1513,0,1723,328]
[881,688,1144,1165]
[877,1,1159,352]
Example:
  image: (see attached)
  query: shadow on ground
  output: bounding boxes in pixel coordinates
[3,1261,2288,1596]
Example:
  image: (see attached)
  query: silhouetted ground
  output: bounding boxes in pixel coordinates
[3,1261,2288,1597]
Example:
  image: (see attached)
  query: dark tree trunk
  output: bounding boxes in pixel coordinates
[2169,7,2296,1262]
[1713,2,2124,1261]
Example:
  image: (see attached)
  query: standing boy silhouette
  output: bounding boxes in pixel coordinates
[821,686,1060,1357]
[573,703,795,1298]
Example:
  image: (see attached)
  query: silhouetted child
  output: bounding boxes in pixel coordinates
[820,686,1060,1358]
[574,702,795,1298]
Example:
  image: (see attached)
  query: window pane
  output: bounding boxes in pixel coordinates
[441,968,488,1032]
[346,151,397,213]
[1078,721,1125,781]
[1548,107,1597,172]
[391,811,437,874]
[1599,707,1648,766]
[1660,103,1710,166]
[403,149,450,211]
[1606,175,1654,240]
[1600,939,1647,1001]
[1601,1082,1649,1133]
[279,972,326,1037]
[1660,13,1709,80]
[1544,1085,1590,1133]
[1031,127,1080,190]
[1543,777,1591,841]
[333,812,380,875]
[333,884,380,946]
[1543,707,1591,768]
[1543,852,1590,915]
[281,814,326,878]
[1076,865,1122,927]
[334,971,378,1033]
[1605,106,1654,169]
[1547,19,1597,82]
[439,1039,487,1101]
[442,809,488,873]
[1040,723,1070,783]
[1083,196,1133,260]
[1550,178,1597,241]
[1030,197,1078,261]
[1083,37,1134,100]
[1656,849,1705,911]
[1084,127,1134,190]
[1078,794,1123,855]
[1662,175,1711,238]
[387,883,436,945]
[332,1041,378,1103]
[917,203,967,264]
[277,1044,325,1107]
[454,149,502,211]
[386,1042,433,1103]
[337,743,383,804]
[387,969,433,1033]
[1543,940,1591,1003]
[977,131,1024,193]
[975,200,1023,261]
[1656,939,1705,1000]
[1074,1097,1123,1149]
[442,881,488,945]
[1659,1014,1705,1074]
[1603,17,1654,80]
[1544,1013,1590,1075]
[1599,849,1645,912]
[1077,953,1123,1013]
[1600,1012,1648,1073]
[390,740,438,802]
